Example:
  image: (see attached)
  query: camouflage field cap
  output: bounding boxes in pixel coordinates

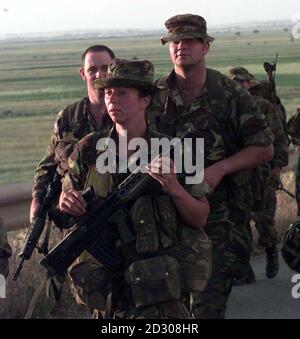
[228,66,254,82]
[161,14,214,45]
[94,58,159,94]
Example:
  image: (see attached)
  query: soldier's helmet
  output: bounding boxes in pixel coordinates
[93,58,159,94]
[161,14,214,45]
[228,66,254,82]
[281,221,300,273]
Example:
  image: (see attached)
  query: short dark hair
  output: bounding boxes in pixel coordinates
[81,45,115,65]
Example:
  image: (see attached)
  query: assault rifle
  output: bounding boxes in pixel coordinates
[40,128,194,281]
[13,173,61,281]
[263,53,278,104]
[264,54,290,144]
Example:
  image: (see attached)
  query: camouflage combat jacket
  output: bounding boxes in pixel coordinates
[32,97,112,203]
[147,68,273,213]
[59,125,212,293]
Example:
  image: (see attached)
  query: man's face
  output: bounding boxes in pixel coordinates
[104,87,150,125]
[169,38,209,68]
[80,51,113,98]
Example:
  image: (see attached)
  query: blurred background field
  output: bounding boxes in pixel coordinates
[0,30,299,184]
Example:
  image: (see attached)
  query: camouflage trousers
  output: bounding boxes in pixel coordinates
[191,206,251,319]
[68,253,189,319]
[251,178,278,248]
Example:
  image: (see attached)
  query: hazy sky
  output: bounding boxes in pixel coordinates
[0,0,299,35]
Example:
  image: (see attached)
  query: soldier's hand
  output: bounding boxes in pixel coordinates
[146,157,181,196]
[59,189,86,216]
[30,198,41,223]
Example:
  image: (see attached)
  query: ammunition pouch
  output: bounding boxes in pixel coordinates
[130,196,159,253]
[125,255,180,307]
[68,260,113,310]
[130,195,177,253]
[129,194,212,294]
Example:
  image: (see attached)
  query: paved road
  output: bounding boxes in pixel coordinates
[226,254,300,319]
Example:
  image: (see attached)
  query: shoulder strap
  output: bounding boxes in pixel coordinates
[205,69,240,155]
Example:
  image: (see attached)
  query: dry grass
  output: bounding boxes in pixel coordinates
[0,228,90,319]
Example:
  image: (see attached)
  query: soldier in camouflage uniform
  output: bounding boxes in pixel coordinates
[30,45,114,221]
[57,58,212,319]
[29,45,114,313]
[0,218,12,278]
[287,108,300,216]
[147,14,274,318]
[228,67,289,283]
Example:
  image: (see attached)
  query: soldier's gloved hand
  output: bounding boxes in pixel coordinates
[59,188,86,216]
